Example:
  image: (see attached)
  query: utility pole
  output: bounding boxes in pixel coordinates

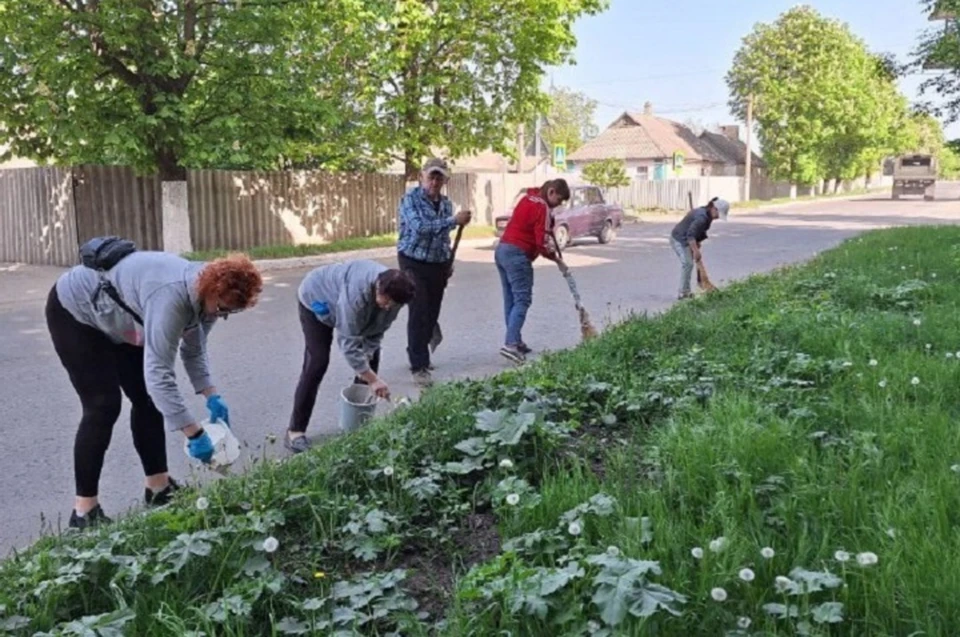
[534,113,542,175]
[744,93,754,202]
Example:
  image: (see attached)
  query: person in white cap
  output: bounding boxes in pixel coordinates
[669,196,729,300]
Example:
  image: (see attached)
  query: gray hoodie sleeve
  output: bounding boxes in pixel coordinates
[142,285,199,430]
[179,318,216,395]
[335,283,374,375]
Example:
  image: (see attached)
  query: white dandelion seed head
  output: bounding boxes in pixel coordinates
[761,547,776,559]
[913,318,922,326]
[567,521,582,536]
[195,497,210,511]
[955,351,960,359]
[842,361,853,368]
[709,537,728,553]
[912,377,921,386]
[886,528,896,539]
[774,576,793,592]
[505,493,520,506]
[587,620,601,633]
[879,379,888,388]
[691,547,704,559]
[738,616,752,630]
[710,587,728,602]
[739,568,756,582]
[499,459,514,469]
[856,551,879,567]
[933,273,938,278]
[262,536,279,553]
[869,359,878,367]
[926,343,933,350]
[383,466,395,477]
[606,545,621,557]
[951,464,960,473]
[834,550,851,562]
[948,352,955,359]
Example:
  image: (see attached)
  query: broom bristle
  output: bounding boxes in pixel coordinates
[578,306,599,340]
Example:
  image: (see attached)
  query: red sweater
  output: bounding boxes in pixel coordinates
[501,189,552,261]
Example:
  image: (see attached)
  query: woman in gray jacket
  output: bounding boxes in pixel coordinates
[286,260,416,453]
[45,247,263,529]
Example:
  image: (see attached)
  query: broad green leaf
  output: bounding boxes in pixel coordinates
[454,437,488,457]
[811,601,844,624]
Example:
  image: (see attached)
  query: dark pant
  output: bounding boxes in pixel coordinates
[289,302,380,433]
[45,285,168,498]
[398,253,449,372]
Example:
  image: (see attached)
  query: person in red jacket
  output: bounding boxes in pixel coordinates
[495,179,571,363]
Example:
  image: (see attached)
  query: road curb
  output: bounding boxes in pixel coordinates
[628,192,887,223]
[253,237,497,273]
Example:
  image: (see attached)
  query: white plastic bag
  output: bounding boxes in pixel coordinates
[184,419,241,471]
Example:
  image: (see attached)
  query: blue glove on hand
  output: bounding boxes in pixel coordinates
[310,300,330,319]
[187,430,215,464]
[206,394,230,427]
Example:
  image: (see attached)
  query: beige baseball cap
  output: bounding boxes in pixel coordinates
[422,157,450,178]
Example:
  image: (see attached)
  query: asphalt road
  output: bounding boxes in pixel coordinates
[1,190,959,556]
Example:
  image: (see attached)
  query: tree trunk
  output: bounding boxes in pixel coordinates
[156,146,186,181]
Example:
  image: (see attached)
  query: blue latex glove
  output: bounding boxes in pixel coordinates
[187,430,215,464]
[310,300,330,319]
[206,394,230,427]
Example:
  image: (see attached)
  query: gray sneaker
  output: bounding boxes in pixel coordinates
[284,434,312,454]
[412,369,434,387]
[500,346,526,365]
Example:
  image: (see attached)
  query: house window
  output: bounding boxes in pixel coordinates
[636,166,649,180]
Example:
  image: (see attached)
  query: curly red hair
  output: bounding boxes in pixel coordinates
[196,253,263,310]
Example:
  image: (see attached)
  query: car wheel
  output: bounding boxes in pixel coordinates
[598,220,616,245]
[554,225,570,249]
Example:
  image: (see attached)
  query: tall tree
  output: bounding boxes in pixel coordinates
[369,0,608,178]
[914,0,960,122]
[0,0,382,179]
[726,6,910,186]
[526,86,598,155]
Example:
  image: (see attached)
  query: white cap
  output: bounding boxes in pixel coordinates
[714,198,730,220]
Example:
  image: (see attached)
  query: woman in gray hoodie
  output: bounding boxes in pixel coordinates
[286,260,416,453]
[45,248,263,529]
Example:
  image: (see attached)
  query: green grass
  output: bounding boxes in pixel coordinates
[184,226,497,261]
[4,226,960,635]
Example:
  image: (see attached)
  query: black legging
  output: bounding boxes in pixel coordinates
[45,285,168,497]
[288,301,380,433]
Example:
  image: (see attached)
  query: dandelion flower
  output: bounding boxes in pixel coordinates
[886,528,896,539]
[912,377,921,386]
[926,343,933,350]
[869,359,878,367]
[606,546,621,557]
[587,621,601,633]
[948,352,955,359]
[932,273,938,278]
[739,568,756,582]
[856,552,879,567]
[834,550,851,562]
[710,587,728,602]
[951,464,960,473]
[738,617,752,630]
[774,576,793,592]
[499,459,514,469]
[879,379,888,388]
[761,547,776,559]
[505,493,520,506]
[691,547,704,559]
[842,361,853,368]
[709,537,727,553]
[314,571,326,579]
[195,497,210,511]
[383,466,395,477]
[262,536,279,553]
[568,521,582,536]
[955,351,960,359]
[913,318,922,326]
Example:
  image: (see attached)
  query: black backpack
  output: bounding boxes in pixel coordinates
[79,236,143,325]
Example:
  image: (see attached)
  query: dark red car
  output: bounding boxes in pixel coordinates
[494,184,623,248]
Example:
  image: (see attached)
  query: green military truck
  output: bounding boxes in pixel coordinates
[892,154,937,201]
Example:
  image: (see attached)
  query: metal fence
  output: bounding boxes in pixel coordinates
[0,167,79,266]
[188,170,407,252]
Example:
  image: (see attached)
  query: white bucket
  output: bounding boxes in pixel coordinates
[183,419,241,470]
[339,384,377,433]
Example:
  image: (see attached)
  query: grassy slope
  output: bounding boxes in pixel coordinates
[3,226,960,636]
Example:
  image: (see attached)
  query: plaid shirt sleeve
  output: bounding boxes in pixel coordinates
[397,189,456,262]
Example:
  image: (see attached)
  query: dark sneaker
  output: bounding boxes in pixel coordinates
[517,342,533,355]
[145,477,182,507]
[69,505,111,530]
[412,369,434,387]
[285,434,312,454]
[500,346,526,365]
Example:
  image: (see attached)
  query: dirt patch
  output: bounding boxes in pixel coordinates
[401,513,501,623]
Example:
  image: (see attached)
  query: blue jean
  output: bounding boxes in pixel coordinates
[670,236,694,296]
[494,242,534,347]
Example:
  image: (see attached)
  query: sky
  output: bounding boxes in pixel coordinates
[548,0,959,140]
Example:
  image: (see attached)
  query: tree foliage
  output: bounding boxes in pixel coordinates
[726,6,913,185]
[525,85,598,155]
[582,159,630,190]
[0,0,608,179]
[915,0,960,123]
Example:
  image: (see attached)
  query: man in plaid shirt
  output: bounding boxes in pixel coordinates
[397,157,471,386]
